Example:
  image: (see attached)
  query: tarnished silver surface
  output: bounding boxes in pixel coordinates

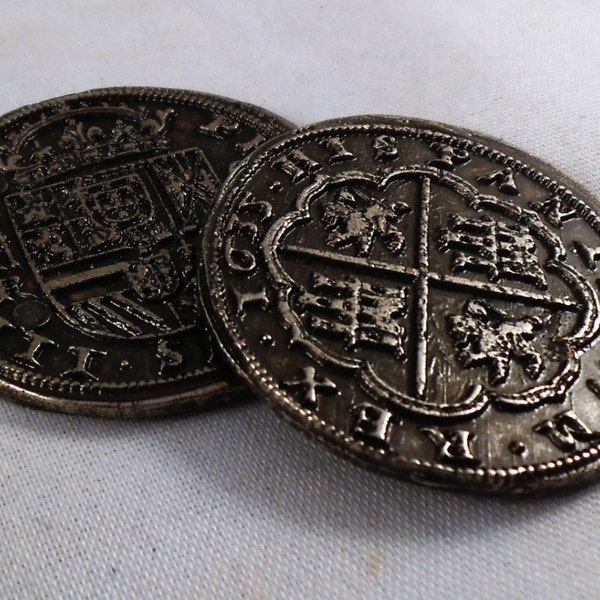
[203,115,600,492]
[0,87,292,416]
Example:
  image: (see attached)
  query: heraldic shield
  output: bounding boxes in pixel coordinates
[0,103,220,341]
[265,167,600,420]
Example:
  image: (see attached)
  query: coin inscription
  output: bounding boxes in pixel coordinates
[203,116,600,492]
[0,87,292,416]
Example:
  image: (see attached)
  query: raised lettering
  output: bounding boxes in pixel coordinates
[156,340,184,376]
[373,135,398,161]
[237,192,273,222]
[530,194,578,228]
[236,133,266,155]
[197,114,240,137]
[224,215,258,274]
[477,167,519,195]
[271,150,321,182]
[352,403,392,447]
[61,347,107,380]
[533,410,600,451]
[427,142,469,170]
[319,137,355,163]
[421,428,479,465]
[223,193,273,275]
[15,333,56,368]
[232,286,270,316]
[573,241,600,271]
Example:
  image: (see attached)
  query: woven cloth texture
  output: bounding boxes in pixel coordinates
[1,1,599,598]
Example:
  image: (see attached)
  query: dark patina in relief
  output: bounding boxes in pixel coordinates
[203,115,600,492]
[0,87,292,416]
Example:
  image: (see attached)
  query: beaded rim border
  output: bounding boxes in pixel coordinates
[0,86,292,413]
[204,116,600,492]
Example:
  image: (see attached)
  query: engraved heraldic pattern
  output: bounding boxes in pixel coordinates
[0,88,291,413]
[205,118,600,491]
[267,165,599,420]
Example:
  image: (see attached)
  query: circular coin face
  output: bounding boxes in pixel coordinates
[0,87,292,416]
[203,115,600,493]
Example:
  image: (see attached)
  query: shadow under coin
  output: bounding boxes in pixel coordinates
[4,396,594,543]
[166,400,592,542]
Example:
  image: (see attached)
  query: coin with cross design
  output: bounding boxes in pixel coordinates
[0,87,292,416]
[203,115,600,492]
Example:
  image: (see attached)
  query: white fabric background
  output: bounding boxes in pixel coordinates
[1,1,599,598]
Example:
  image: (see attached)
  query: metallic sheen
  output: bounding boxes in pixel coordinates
[203,115,600,493]
[0,87,292,416]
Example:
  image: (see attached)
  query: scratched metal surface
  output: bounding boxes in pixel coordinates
[1,0,600,598]
[0,87,291,416]
[203,115,600,493]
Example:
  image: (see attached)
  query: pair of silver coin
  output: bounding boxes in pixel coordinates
[3,87,600,493]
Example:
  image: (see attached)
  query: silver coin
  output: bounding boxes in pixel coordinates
[203,115,600,493]
[0,87,292,416]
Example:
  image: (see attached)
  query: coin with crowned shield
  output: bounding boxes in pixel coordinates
[0,87,292,416]
[203,115,600,492]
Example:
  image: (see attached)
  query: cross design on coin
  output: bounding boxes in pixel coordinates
[282,366,338,408]
[202,117,600,492]
[271,167,598,420]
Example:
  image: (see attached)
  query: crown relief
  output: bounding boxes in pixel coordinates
[0,105,175,188]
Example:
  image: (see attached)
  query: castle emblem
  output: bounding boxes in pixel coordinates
[0,104,220,340]
[268,167,599,420]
